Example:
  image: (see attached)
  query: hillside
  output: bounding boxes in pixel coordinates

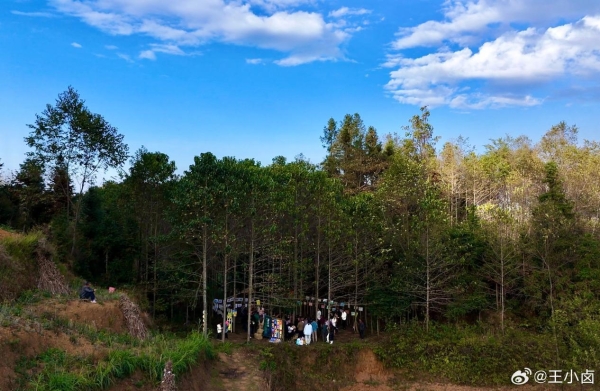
[0,229,576,390]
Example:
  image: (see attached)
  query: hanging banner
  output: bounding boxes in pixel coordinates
[351,312,356,316]
[323,299,327,303]
[359,307,363,312]
[320,304,325,308]
[309,302,313,306]
[340,302,345,307]
[233,310,237,317]
[269,318,283,343]
[256,299,261,306]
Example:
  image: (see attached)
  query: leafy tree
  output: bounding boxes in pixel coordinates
[11,158,50,230]
[25,86,129,256]
[321,113,391,193]
[171,152,221,336]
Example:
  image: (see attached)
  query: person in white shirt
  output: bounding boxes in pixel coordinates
[341,310,347,330]
[303,318,313,345]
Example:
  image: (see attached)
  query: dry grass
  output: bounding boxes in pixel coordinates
[119,294,148,340]
[36,239,69,295]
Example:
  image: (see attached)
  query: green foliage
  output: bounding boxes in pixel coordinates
[19,332,214,390]
[376,323,558,385]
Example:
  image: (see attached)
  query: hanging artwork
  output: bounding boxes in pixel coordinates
[340,302,345,307]
[256,300,261,306]
[226,312,233,332]
[323,299,327,303]
[309,302,313,306]
[269,318,283,343]
[320,304,325,308]
[359,307,363,312]
[351,312,356,316]
[233,310,237,317]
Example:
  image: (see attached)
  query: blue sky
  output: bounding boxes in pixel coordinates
[2,0,600,180]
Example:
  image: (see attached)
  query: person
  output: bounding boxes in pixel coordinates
[217,322,223,339]
[287,323,296,341]
[331,314,338,334]
[358,318,366,339]
[341,309,347,330]
[296,336,305,346]
[304,318,313,345]
[328,319,335,344]
[251,309,259,337]
[320,317,328,342]
[79,281,97,303]
[311,318,318,342]
[297,317,305,336]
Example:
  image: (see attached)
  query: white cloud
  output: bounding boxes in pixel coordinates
[139,43,188,60]
[139,50,156,60]
[71,42,82,48]
[247,0,316,12]
[12,10,55,17]
[117,53,133,62]
[246,58,265,64]
[386,0,600,108]
[105,45,118,50]
[329,7,370,18]
[49,0,362,65]
[393,0,600,49]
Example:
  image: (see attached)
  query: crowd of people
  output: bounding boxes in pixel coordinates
[216,304,368,345]
[283,308,367,345]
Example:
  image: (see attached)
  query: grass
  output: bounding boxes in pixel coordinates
[1,288,215,391]
[16,331,215,390]
[373,321,600,386]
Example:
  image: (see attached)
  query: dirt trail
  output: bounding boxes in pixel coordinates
[211,351,266,391]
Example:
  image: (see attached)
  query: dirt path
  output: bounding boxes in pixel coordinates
[211,351,267,391]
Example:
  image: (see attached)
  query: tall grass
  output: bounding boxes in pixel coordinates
[22,332,214,390]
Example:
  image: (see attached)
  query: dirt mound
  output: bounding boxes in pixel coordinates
[119,294,148,340]
[32,299,128,334]
[37,252,70,295]
[0,228,18,239]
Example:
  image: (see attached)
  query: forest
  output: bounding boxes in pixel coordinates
[2,87,600,363]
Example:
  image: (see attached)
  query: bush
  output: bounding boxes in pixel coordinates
[374,321,594,385]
